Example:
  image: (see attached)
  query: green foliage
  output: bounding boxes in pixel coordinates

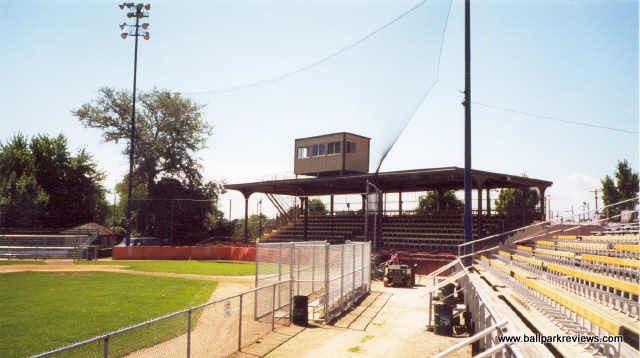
[494,187,540,223]
[73,87,212,187]
[0,271,215,357]
[417,190,463,213]
[0,134,107,228]
[75,88,222,243]
[234,214,269,240]
[601,160,639,216]
[308,198,327,216]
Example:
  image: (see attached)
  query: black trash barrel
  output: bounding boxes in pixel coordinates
[433,302,452,335]
[291,295,308,326]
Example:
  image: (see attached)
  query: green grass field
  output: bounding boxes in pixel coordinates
[78,259,256,275]
[0,260,45,265]
[0,271,216,357]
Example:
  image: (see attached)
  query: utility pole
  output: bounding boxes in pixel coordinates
[119,2,150,246]
[462,0,472,266]
[589,189,599,215]
[229,199,232,222]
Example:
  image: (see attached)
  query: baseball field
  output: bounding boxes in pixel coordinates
[0,260,256,357]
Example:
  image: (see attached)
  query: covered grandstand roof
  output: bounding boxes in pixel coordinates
[226,166,552,197]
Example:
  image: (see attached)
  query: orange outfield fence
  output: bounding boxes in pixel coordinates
[112,245,257,261]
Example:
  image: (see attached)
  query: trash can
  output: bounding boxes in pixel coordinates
[433,302,452,335]
[291,295,308,326]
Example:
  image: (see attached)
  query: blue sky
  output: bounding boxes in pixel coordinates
[0,0,637,219]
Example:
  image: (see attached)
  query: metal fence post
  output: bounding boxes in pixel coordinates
[290,243,295,317]
[324,242,330,322]
[297,244,301,295]
[277,243,282,308]
[272,283,277,330]
[312,245,316,293]
[254,242,260,320]
[340,245,345,305]
[238,295,243,351]
[103,335,109,358]
[187,309,192,358]
[361,243,365,292]
[352,243,356,294]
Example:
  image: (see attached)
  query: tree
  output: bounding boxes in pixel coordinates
[601,160,639,216]
[73,88,212,189]
[494,187,540,225]
[0,134,107,228]
[308,198,327,216]
[417,190,463,214]
[233,214,269,241]
[74,87,221,243]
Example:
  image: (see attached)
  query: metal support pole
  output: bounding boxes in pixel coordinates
[254,242,259,319]
[238,295,243,351]
[312,245,316,293]
[398,191,403,215]
[297,245,301,295]
[340,245,345,305]
[428,291,433,329]
[290,243,294,316]
[272,284,277,330]
[462,0,472,267]
[103,335,109,358]
[361,243,365,291]
[187,309,192,358]
[364,183,369,243]
[243,196,249,242]
[352,243,356,294]
[324,243,330,322]
[303,197,309,240]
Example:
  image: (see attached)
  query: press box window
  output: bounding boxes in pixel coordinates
[297,147,309,159]
[346,141,356,153]
[311,143,326,156]
[327,141,341,154]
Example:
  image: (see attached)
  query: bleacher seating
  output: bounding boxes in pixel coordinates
[0,234,96,259]
[477,230,640,356]
[262,213,506,252]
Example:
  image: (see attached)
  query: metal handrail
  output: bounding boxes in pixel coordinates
[457,220,550,248]
[434,320,508,358]
[426,257,463,281]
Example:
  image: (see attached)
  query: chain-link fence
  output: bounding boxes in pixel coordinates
[255,240,371,323]
[33,280,291,358]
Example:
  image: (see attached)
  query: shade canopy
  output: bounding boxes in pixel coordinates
[226,166,552,197]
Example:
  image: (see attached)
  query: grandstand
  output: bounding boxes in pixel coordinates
[427,198,639,357]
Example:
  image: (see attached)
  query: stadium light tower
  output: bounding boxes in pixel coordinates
[119,2,150,246]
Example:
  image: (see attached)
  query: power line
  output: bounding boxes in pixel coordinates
[183,0,433,96]
[474,101,638,135]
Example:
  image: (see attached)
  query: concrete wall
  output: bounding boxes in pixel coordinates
[113,245,256,261]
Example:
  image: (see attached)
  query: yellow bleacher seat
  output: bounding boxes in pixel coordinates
[533,247,575,259]
[516,245,532,252]
[580,254,640,269]
[551,235,579,240]
[546,263,640,296]
[615,244,640,253]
